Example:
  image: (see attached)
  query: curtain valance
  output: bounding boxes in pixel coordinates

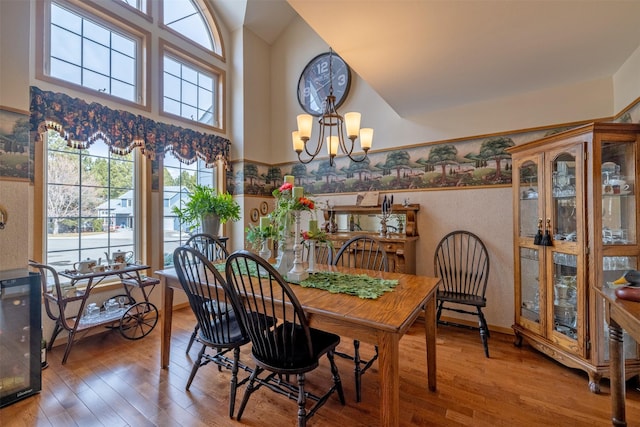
[29,86,230,166]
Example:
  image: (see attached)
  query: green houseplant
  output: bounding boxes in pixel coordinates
[173,185,240,236]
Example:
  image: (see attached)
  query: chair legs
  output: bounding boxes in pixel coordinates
[437,301,490,358]
[336,339,378,402]
[186,324,199,354]
[186,344,244,418]
[477,307,490,358]
[236,355,345,426]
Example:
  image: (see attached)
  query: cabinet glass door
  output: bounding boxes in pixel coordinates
[552,153,577,240]
[552,252,578,341]
[519,160,540,238]
[519,247,541,325]
[602,141,636,245]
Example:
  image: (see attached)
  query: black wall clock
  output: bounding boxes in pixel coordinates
[297,51,352,116]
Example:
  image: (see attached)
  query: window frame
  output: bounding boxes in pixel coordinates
[36,0,151,111]
[160,39,226,133]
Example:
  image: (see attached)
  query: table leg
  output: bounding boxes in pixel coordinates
[160,277,174,369]
[609,318,626,426]
[424,295,437,391]
[377,331,400,427]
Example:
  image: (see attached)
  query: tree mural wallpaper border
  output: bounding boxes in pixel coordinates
[229,126,572,197]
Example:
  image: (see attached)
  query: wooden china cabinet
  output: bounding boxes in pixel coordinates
[508,122,640,392]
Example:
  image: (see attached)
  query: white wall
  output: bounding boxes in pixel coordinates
[614,44,640,114]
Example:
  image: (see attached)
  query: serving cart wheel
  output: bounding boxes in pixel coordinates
[119,301,158,340]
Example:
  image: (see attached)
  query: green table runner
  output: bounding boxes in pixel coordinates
[215,263,397,299]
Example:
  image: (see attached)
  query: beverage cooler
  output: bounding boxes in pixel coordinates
[0,269,41,408]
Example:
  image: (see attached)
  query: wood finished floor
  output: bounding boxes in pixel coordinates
[2,307,640,426]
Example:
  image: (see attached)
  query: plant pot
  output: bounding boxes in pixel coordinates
[201,213,221,237]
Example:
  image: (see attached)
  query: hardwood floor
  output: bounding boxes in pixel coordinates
[2,307,640,426]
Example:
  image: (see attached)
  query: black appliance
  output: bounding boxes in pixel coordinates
[0,269,41,408]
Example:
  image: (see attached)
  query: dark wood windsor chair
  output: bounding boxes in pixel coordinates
[224,250,345,427]
[184,233,229,354]
[332,235,389,402]
[434,230,491,357]
[173,245,250,418]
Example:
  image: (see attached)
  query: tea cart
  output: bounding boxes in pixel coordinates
[29,261,159,364]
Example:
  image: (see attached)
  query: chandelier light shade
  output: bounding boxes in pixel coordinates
[292,49,373,166]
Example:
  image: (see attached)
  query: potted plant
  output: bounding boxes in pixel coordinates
[173,184,240,237]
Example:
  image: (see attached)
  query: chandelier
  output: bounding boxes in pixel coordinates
[292,50,373,166]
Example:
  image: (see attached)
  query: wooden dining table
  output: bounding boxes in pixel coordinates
[596,286,640,426]
[155,264,440,427]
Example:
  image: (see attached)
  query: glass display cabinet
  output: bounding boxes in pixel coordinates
[509,122,640,392]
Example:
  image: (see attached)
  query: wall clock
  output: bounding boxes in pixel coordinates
[297,51,351,116]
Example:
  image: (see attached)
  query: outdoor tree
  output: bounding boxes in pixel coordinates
[47,151,101,234]
[428,144,458,183]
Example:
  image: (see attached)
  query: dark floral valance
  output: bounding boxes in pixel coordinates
[29,86,230,166]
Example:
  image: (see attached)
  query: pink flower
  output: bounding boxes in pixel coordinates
[301,231,310,240]
[279,182,293,192]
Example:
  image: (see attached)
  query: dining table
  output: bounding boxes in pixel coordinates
[596,286,640,426]
[155,264,440,427]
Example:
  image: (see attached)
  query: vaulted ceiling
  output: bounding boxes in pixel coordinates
[217,0,640,118]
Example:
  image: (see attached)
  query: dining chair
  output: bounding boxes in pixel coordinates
[184,233,229,354]
[434,230,491,357]
[332,235,389,402]
[224,250,345,427]
[301,240,333,265]
[173,246,250,418]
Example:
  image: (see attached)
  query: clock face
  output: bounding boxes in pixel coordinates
[297,52,351,116]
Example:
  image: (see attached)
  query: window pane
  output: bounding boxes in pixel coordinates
[181,80,198,106]
[83,39,110,74]
[163,0,213,51]
[112,33,135,58]
[52,3,81,33]
[198,87,213,110]
[164,73,180,100]
[51,26,81,63]
[111,80,135,102]
[84,20,110,46]
[164,98,180,116]
[181,104,197,121]
[112,51,134,83]
[83,69,110,92]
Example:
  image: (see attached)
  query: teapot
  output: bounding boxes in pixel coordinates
[74,258,97,273]
[105,250,133,265]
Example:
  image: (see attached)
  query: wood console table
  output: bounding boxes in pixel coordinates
[596,287,640,426]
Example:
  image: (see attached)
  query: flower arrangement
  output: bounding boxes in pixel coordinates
[271,181,316,244]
